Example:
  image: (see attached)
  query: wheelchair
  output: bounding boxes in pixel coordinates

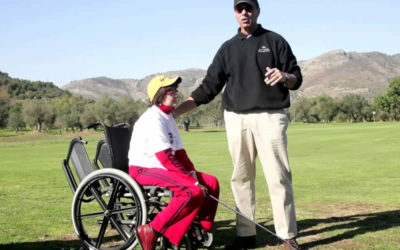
[62,121,213,250]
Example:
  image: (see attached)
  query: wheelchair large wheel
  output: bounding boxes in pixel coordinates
[72,168,147,250]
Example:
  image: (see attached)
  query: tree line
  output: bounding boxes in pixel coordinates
[1,95,148,133]
[179,77,400,127]
[288,77,400,123]
[1,71,69,99]
[0,76,399,133]
[0,93,224,133]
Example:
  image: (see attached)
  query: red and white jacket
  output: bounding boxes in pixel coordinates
[128,105,195,179]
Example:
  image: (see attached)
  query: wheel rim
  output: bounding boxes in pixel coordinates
[72,171,145,250]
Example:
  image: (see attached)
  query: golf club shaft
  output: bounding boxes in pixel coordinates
[209,195,296,250]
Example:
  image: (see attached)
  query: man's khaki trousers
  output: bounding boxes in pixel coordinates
[224,109,297,239]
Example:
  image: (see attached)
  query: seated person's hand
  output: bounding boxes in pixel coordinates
[197,183,209,197]
[189,170,209,196]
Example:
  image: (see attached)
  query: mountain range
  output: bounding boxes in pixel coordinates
[62,50,400,101]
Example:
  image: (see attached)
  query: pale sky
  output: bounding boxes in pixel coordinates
[1,0,399,87]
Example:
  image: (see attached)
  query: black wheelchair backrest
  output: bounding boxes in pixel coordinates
[89,122,133,173]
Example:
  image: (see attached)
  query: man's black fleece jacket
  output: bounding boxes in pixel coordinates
[191,25,302,113]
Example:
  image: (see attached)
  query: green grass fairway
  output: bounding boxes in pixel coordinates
[0,122,399,249]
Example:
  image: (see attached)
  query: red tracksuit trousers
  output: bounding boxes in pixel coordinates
[129,166,219,246]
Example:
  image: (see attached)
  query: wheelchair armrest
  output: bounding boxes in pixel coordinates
[62,159,78,193]
[65,137,86,161]
[62,137,91,194]
[93,139,112,169]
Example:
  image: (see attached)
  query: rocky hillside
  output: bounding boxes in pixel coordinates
[62,50,400,101]
[296,50,400,100]
[63,68,205,100]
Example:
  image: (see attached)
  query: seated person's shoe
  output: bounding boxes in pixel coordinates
[283,237,300,250]
[134,224,157,250]
[225,235,256,250]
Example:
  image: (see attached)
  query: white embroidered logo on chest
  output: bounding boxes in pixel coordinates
[258,46,270,53]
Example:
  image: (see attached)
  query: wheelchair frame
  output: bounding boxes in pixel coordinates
[62,122,211,250]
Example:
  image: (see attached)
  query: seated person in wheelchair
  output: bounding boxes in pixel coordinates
[128,75,220,249]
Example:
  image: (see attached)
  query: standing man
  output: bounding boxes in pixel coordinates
[174,0,301,249]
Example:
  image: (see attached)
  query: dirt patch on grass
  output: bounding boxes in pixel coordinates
[55,233,79,241]
[304,201,387,217]
[296,202,400,249]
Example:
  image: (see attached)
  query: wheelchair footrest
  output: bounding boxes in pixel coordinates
[188,222,213,248]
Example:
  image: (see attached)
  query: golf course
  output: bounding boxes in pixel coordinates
[0,122,399,249]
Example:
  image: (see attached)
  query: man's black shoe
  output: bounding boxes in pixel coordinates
[225,235,257,250]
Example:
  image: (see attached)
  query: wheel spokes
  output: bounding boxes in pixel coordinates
[96,216,110,248]
[73,171,145,250]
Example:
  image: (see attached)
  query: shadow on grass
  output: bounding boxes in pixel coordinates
[298,209,400,249]
[0,239,84,250]
[208,209,400,249]
[212,218,283,249]
[1,210,398,249]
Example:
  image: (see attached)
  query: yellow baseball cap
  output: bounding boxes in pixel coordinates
[147,75,182,101]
